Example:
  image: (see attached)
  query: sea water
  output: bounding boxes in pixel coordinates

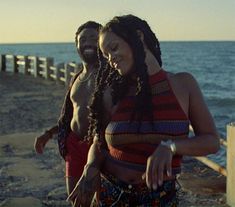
[1,41,235,166]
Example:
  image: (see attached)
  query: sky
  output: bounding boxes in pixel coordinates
[0,0,235,43]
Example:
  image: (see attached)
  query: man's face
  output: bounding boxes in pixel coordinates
[76,28,99,64]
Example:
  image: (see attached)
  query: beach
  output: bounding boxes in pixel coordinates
[0,71,228,207]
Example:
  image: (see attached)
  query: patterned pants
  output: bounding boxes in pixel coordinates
[98,174,178,207]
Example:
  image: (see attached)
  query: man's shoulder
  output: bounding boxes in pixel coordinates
[74,63,83,76]
[70,65,83,86]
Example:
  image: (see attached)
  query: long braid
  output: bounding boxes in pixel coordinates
[87,58,129,139]
[100,15,162,129]
[88,14,163,138]
[87,48,109,140]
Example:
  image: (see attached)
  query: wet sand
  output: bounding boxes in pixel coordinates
[0,71,228,207]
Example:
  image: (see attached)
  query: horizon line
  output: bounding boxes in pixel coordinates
[1,40,235,45]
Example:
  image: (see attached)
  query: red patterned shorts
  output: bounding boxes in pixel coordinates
[65,132,90,177]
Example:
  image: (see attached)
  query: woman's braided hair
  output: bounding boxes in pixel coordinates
[87,14,162,140]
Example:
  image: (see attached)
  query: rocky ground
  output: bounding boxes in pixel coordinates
[0,71,228,207]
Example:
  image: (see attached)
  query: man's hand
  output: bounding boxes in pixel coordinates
[34,132,51,154]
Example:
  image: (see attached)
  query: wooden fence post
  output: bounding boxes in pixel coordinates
[55,63,64,84]
[16,55,30,74]
[33,56,39,77]
[0,55,6,71]
[227,122,235,206]
[45,57,54,79]
[64,63,71,86]
[12,55,18,73]
[23,56,30,74]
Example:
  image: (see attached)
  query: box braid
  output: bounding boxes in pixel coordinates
[103,15,162,126]
[87,47,109,140]
[87,48,129,140]
[88,14,163,139]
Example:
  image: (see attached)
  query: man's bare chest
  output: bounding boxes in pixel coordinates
[70,76,95,105]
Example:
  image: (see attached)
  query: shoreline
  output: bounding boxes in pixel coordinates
[0,71,228,206]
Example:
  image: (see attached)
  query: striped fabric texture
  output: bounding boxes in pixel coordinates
[105,69,189,174]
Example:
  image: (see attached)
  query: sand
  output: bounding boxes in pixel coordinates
[0,71,228,207]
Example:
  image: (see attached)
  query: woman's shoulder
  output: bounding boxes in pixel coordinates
[165,70,201,98]
[166,71,199,88]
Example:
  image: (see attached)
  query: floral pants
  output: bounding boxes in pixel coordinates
[98,174,179,207]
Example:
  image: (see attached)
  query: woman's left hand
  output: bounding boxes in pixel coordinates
[143,144,173,190]
[67,165,100,207]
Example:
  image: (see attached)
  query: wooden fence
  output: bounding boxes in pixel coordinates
[0,54,235,206]
[0,54,81,85]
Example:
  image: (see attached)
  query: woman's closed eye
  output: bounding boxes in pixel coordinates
[110,43,118,52]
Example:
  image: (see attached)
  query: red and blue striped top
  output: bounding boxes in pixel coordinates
[105,69,189,174]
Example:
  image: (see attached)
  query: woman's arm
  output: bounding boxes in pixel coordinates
[145,72,220,190]
[174,73,220,155]
[67,134,107,207]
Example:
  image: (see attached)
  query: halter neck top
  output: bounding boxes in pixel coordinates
[105,69,189,174]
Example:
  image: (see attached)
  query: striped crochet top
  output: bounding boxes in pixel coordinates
[105,69,189,174]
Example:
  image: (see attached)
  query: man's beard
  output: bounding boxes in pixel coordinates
[81,53,97,64]
[78,47,98,64]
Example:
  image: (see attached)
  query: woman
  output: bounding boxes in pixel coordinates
[68,14,220,207]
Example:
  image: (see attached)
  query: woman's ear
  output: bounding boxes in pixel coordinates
[137,30,148,51]
[136,30,144,42]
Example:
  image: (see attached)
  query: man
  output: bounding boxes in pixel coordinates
[34,21,102,202]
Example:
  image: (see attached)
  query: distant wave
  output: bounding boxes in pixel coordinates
[202,82,229,91]
[207,97,235,108]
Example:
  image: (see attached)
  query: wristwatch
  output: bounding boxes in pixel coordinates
[160,140,177,155]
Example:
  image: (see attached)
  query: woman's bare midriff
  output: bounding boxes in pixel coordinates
[103,158,176,184]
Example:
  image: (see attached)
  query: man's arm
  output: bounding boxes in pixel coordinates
[34,125,59,154]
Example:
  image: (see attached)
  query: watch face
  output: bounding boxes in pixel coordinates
[160,140,176,154]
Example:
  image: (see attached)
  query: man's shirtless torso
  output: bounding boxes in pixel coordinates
[70,70,96,138]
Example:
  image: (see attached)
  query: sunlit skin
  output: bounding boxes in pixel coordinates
[99,31,134,76]
[99,30,182,185]
[70,28,99,139]
[34,27,100,206]
[76,28,98,64]
[68,29,220,206]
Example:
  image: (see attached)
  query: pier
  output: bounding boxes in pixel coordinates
[1,54,235,206]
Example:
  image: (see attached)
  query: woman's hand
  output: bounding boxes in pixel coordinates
[34,132,51,154]
[143,143,173,190]
[67,164,100,207]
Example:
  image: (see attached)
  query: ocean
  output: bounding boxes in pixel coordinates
[0,41,234,166]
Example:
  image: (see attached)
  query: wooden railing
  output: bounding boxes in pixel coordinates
[0,54,235,206]
[0,54,81,85]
